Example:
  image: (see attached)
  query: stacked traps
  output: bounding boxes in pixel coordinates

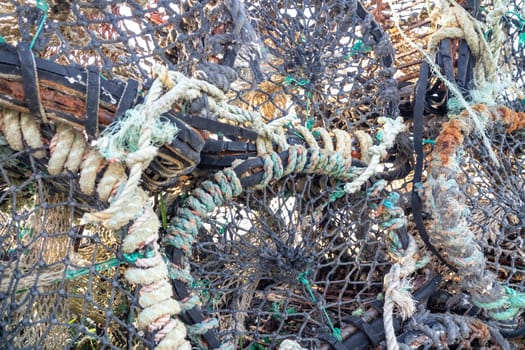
[4,0,525,348]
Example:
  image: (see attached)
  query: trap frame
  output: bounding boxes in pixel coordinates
[0,0,524,349]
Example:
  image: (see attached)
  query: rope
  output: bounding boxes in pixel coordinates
[428,0,497,86]
[385,0,501,166]
[278,339,307,350]
[30,0,48,50]
[0,108,45,158]
[368,181,420,350]
[75,65,199,349]
[163,116,406,345]
[0,65,407,348]
[82,65,180,228]
[344,117,406,194]
[425,104,525,323]
[399,312,514,349]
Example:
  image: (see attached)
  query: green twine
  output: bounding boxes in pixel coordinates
[96,109,179,161]
[474,286,525,321]
[30,0,49,50]
[123,251,140,263]
[520,33,525,49]
[376,129,384,143]
[506,10,525,48]
[422,139,435,145]
[187,318,219,335]
[65,257,120,280]
[306,116,314,131]
[284,76,313,123]
[284,76,309,87]
[297,272,342,341]
[0,36,5,44]
[351,308,364,317]
[344,39,372,60]
[271,302,296,320]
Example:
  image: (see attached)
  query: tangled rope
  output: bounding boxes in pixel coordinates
[398,312,514,349]
[76,65,195,349]
[386,0,501,166]
[424,104,525,323]
[0,60,408,347]
[163,114,406,346]
[368,180,422,350]
[428,0,498,86]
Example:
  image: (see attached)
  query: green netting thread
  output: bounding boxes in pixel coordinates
[297,271,342,341]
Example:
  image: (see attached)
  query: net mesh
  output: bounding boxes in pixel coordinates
[0,0,524,349]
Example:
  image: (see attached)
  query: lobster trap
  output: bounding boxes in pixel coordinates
[0,0,524,349]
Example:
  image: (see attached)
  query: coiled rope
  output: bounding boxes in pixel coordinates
[0,64,407,348]
[163,114,406,347]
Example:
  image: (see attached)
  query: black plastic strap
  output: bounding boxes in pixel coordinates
[456,40,472,93]
[203,139,257,154]
[331,274,442,349]
[318,334,347,350]
[438,39,455,84]
[345,316,381,347]
[176,113,258,141]
[115,78,139,120]
[16,42,47,122]
[412,61,458,273]
[500,324,525,339]
[163,245,221,348]
[201,154,255,168]
[85,65,101,139]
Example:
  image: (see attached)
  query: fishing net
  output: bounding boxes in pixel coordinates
[0,0,524,349]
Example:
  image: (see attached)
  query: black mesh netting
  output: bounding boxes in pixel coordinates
[189,177,393,348]
[0,0,524,349]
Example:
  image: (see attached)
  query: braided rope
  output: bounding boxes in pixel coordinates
[428,0,497,86]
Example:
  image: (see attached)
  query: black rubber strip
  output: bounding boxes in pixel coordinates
[331,274,442,350]
[500,324,525,339]
[166,114,206,153]
[318,334,347,350]
[16,42,47,122]
[203,139,257,153]
[412,61,458,273]
[439,39,455,84]
[176,113,259,141]
[201,153,257,168]
[345,316,381,346]
[456,40,471,92]
[85,65,101,139]
[163,245,221,348]
[115,78,139,120]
